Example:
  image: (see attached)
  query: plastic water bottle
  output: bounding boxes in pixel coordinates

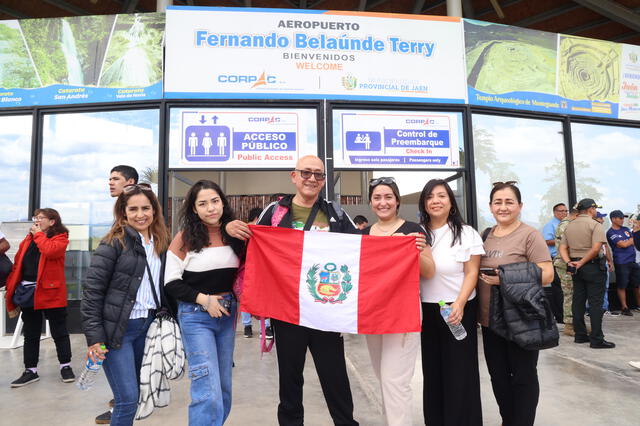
[439,301,467,340]
[76,345,106,390]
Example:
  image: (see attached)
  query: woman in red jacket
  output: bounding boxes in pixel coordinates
[5,208,73,387]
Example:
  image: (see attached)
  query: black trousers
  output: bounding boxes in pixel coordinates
[21,306,72,369]
[544,268,564,324]
[482,327,539,426]
[572,262,606,343]
[421,299,482,426]
[271,319,358,426]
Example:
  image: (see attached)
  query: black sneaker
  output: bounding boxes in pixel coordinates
[244,325,253,338]
[95,410,111,424]
[265,326,274,340]
[621,308,633,316]
[10,370,40,388]
[60,366,75,383]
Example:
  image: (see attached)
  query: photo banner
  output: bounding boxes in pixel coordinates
[165,6,467,104]
[0,13,164,107]
[465,19,623,119]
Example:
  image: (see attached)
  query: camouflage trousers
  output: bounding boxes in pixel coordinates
[555,262,573,323]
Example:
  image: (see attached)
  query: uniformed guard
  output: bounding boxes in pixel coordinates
[555,207,578,336]
[559,198,615,348]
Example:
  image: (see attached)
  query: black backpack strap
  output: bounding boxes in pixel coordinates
[481,226,494,242]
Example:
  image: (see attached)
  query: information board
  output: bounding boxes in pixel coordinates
[332,110,463,169]
[169,108,318,169]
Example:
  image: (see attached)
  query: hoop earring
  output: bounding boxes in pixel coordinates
[449,207,456,216]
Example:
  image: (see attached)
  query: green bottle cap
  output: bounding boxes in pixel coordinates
[100,344,106,350]
[438,300,446,307]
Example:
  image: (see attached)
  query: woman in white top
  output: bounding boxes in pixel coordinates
[419,179,484,426]
[362,177,435,426]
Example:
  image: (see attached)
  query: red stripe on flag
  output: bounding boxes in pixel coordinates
[357,234,421,334]
[241,225,304,325]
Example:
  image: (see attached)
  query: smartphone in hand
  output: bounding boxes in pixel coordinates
[480,268,497,276]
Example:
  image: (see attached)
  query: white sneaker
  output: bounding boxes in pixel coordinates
[629,361,640,370]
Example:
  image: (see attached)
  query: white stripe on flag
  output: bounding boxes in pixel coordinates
[298,231,361,333]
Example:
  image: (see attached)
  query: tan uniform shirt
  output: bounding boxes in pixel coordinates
[560,214,607,259]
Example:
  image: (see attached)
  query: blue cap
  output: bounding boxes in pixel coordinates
[609,210,627,219]
[596,211,607,218]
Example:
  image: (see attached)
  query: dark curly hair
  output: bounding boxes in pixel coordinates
[179,180,244,259]
[418,179,465,247]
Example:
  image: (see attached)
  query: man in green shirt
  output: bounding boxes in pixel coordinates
[226,155,359,426]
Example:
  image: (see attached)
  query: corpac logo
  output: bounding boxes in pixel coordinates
[341,75,357,90]
[405,118,437,125]
[217,71,276,87]
[247,116,281,123]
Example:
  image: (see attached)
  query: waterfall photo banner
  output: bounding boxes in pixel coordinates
[0,13,164,107]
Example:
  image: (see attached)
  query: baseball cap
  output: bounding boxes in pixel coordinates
[575,198,602,210]
[609,210,627,219]
[596,211,607,219]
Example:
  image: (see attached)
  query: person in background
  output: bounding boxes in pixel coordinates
[361,177,433,426]
[594,212,615,315]
[109,165,138,198]
[5,208,73,387]
[559,198,615,349]
[542,203,567,323]
[96,164,140,424]
[555,208,579,336]
[606,210,640,316]
[478,182,553,426]
[419,179,483,426]
[0,229,9,255]
[241,207,272,339]
[81,184,171,426]
[164,180,244,426]
[353,215,369,230]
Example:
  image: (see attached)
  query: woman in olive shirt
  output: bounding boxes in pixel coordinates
[478,182,553,426]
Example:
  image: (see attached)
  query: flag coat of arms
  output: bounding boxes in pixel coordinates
[240,225,421,334]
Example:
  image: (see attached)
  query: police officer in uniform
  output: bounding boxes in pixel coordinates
[555,207,578,336]
[559,198,615,349]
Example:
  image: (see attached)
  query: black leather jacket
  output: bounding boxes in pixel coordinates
[257,194,357,233]
[81,226,169,349]
[489,262,559,351]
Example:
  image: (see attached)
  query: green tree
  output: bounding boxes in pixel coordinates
[472,127,520,230]
[0,24,39,88]
[538,159,603,225]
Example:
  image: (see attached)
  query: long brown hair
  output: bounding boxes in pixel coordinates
[34,208,68,238]
[104,185,169,255]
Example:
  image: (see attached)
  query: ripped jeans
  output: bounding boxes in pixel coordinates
[178,296,237,426]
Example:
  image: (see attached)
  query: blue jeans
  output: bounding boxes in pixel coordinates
[603,271,610,311]
[103,315,154,426]
[178,296,237,426]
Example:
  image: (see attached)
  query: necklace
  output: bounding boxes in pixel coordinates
[375,218,403,235]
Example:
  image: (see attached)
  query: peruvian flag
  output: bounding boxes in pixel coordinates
[240,225,421,334]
